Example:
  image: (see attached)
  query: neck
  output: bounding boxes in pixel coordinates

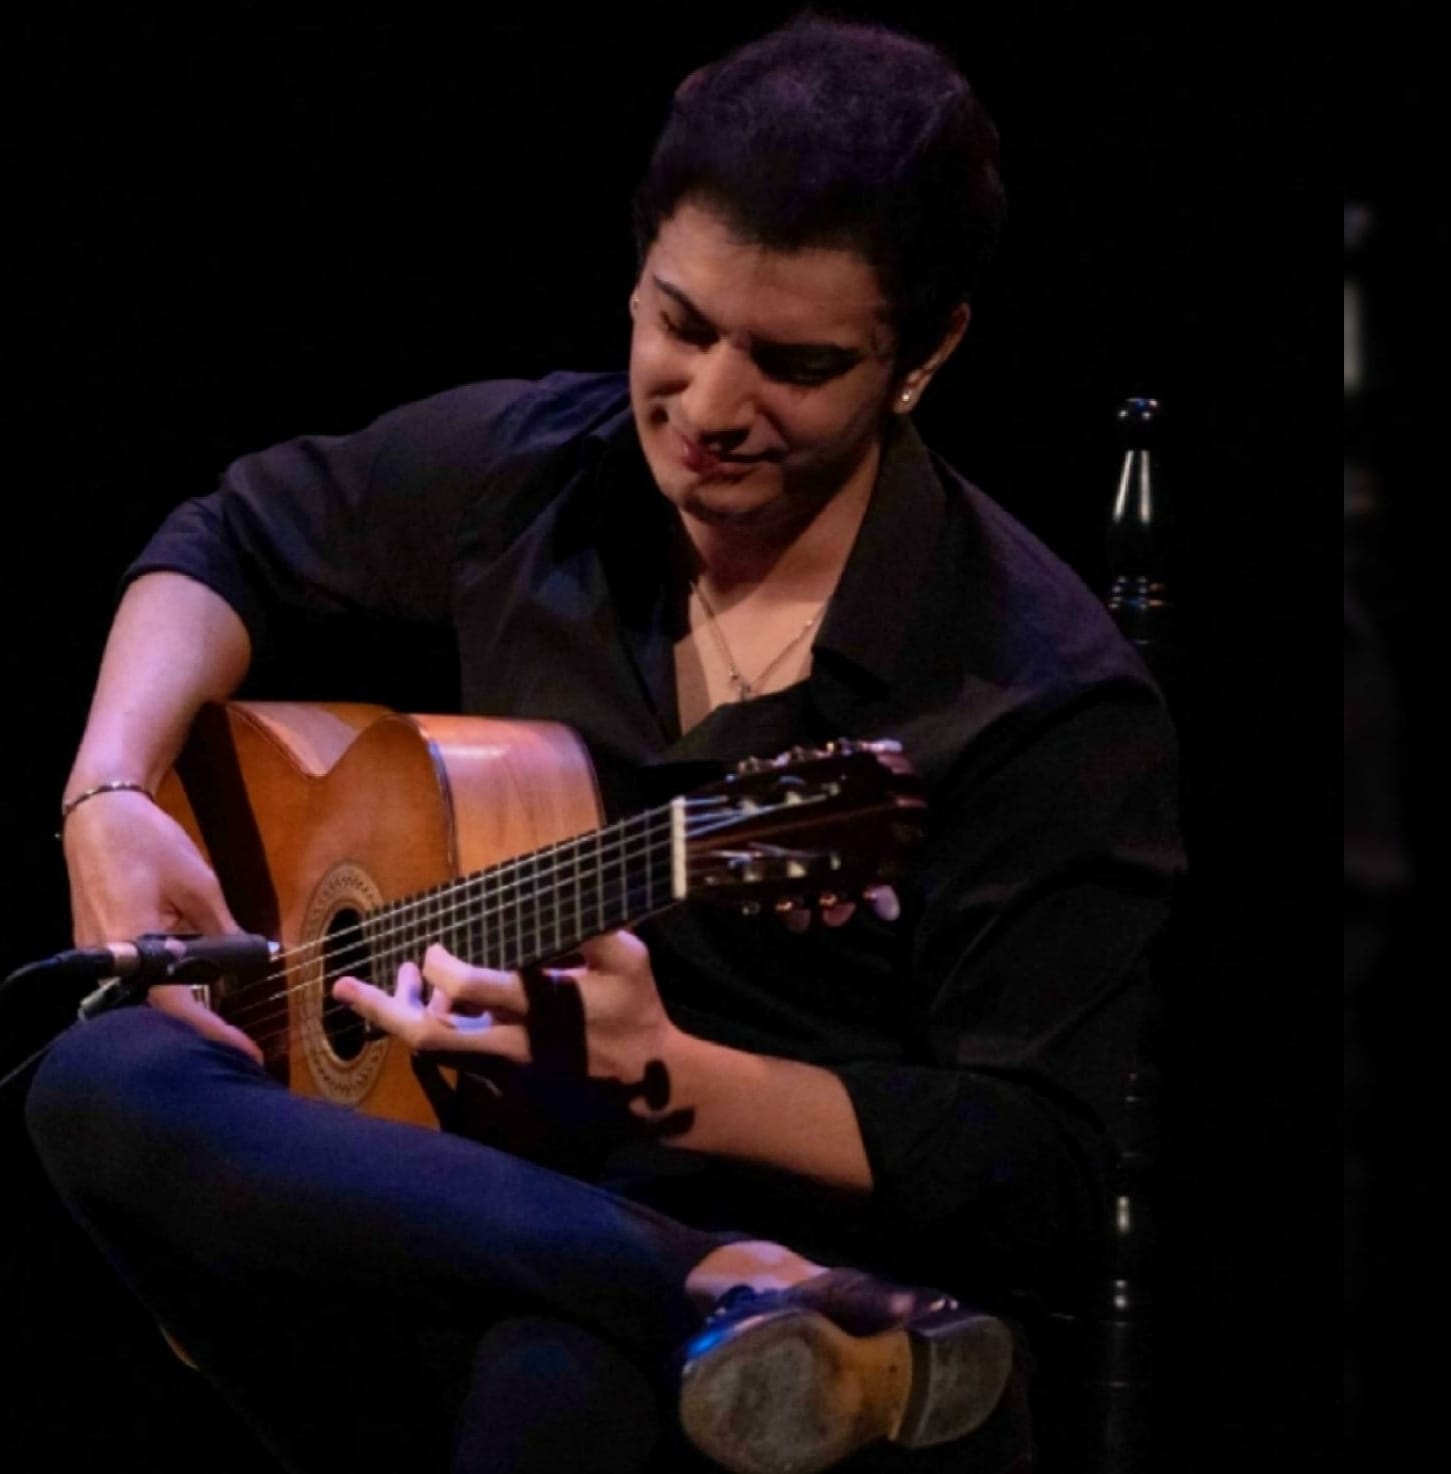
[682,440,881,600]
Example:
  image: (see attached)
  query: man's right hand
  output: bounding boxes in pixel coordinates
[63,787,264,1063]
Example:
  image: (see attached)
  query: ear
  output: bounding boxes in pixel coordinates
[892,303,970,415]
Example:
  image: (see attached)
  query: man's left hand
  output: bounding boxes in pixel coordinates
[332,930,681,1102]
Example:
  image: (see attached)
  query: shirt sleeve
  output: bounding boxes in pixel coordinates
[830,683,1182,1290]
[124,380,540,651]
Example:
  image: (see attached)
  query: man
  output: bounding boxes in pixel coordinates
[28,17,1180,1474]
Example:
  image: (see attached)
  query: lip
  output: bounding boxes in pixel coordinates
[675,431,765,478]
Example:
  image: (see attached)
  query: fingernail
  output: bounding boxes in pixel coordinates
[872,889,901,921]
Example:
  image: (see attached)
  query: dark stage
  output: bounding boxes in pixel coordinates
[5,6,1334,1471]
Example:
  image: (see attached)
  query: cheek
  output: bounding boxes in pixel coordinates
[772,392,884,457]
[629,329,682,393]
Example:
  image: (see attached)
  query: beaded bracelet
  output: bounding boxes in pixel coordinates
[57,780,155,839]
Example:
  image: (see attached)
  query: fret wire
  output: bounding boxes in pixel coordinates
[573,831,583,955]
[360,912,382,993]
[637,810,653,919]
[471,872,486,966]
[553,844,566,957]
[516,879,525,966]
[355,793,728,975]
[421,886,436,967]
[245,804,688,1012]
[514,854,527,971]
[270,805,680,979]
[226,861,688,1039]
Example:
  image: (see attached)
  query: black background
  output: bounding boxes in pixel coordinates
[4,5,1331,1470]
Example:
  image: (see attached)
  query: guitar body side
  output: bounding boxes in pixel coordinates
[155,701,603,1128]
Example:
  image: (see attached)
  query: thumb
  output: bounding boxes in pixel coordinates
[148,986,264,1065]
[577,929,646,974]
[173,858,242,936]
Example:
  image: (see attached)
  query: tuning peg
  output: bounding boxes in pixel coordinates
[733,755,774,775]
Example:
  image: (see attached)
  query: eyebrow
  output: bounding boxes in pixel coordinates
[652,276,866,363]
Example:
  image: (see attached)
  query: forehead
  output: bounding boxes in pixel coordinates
[646,201,892,350]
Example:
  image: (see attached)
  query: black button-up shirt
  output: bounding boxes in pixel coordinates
[131,371,1182,1302]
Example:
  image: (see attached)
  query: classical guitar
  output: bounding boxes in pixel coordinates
[155,701,923,1129]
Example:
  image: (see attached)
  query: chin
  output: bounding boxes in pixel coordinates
[677,486,775,527]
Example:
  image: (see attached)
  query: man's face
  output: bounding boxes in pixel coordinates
[629,201,900,537]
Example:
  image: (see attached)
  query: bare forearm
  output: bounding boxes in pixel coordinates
[664,1029,873,1194]
[66,572,251,796]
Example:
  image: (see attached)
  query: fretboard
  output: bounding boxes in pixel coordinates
[359,799,684,979]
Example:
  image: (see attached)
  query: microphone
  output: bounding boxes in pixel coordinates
[51,932,277,983]
[0,933,278,1089]
[0,933,279,1021]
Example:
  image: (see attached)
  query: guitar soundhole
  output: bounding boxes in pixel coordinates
[321,908,372,1062]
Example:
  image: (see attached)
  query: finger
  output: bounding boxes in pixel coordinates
[172,856,242,936]
[332,973,419,1041]
[148,985,264,1065]
[395,960,425,1010]
[424,1019,532,1065]
[333,972,531,1061]
[821,901,857,927]
[422,944,528,1013]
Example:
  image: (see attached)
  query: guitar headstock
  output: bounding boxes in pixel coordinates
[682,739,924,911]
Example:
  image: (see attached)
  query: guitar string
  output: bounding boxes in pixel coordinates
[226,799,883,1061]
[217,795,821,1043]
[221,831,739,1045]
[221,782,847,1057]
[224,795,721,1000]
[234,862,681,1058]
[220,808,677,1031]
[222,789,817,1012]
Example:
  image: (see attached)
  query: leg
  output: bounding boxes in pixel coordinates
[27,1008,1022,1474]
[26,1009,729,1356]
[449,1317,662,1474]
[25,1009,736,1472]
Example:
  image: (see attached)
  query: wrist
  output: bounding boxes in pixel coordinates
[58,780,158,838]
[67,741,173,801]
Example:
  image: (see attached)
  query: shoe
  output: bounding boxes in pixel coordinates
[679,1267,1015,1474]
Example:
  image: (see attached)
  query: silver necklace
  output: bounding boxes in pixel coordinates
[690,577,827,701]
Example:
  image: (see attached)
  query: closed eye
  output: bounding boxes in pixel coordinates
[660,311,715,349]
[751,346,860,386]
[652,277,864,387]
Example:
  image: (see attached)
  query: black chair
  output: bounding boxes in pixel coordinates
[1032,395,1173,1474]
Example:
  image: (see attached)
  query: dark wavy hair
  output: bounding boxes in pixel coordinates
[633,15,1005,370]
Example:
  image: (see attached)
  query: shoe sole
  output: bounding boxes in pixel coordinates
[680,1303,1014,1474]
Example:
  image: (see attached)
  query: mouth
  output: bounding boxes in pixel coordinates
[675,431,769,479]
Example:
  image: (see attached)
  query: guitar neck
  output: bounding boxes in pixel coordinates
[358,800,686,978]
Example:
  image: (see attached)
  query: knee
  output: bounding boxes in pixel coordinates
[26,1007,229,1198]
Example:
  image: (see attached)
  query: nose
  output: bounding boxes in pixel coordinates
[678,342,755,452]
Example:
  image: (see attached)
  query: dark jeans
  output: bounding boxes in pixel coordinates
[27,1009,1036,1474]
[25,1008,737,1473]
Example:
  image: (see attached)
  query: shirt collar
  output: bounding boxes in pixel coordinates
[588,401,948,709]
[812,415,947,692]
